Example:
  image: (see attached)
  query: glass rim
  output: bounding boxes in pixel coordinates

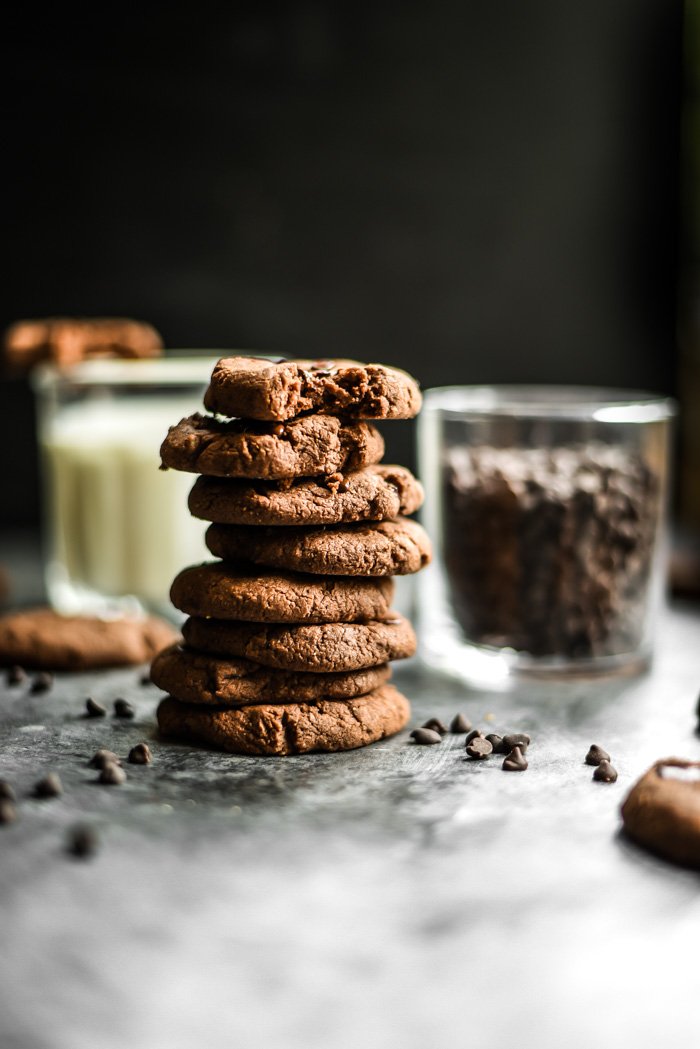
[423,384,677,423]
[31,350,275,390]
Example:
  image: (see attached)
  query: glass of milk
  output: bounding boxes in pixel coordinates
[33,355,220,618]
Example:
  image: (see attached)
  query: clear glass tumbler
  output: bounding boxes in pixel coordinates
[33,354,220,617]
[417,386,676,685]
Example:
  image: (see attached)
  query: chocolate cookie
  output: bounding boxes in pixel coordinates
[0,607,178,670]
[170,563,394,623]
[160,413,384,479]
[188,465,424,527]
[205,517,432,576]
[151,643,390,704]
[181,614,415,670]
[3,317,162,371]
[203,357,422,421]
[156,684,411,755]
[621,758,700,869]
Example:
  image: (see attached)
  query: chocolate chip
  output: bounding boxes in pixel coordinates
[128,742,152,765]
[0,799,17,824]
[114,698,135,719]
[502,733,531,752]
[6,665,26,686]
[85,697,107,718]
[34,772,63,798]
[66,825,99,858]
[593,759,618,783]
[88,749,122,769]
[585,744,611,766]
[272,424,286,437]
[465,728,484,745]
[466,737,493,759]
[99,763,127,785]
[410,728,443,745]
[422,717,448,735]
[503,746,528,772]
[486,733,507,754]
[30,672,53,694]
[449,713,472,733]
[0,780,16,801]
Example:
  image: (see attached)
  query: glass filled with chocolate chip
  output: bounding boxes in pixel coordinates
[418,386,676,684]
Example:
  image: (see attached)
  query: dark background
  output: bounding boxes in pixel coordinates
[0,0,685,529]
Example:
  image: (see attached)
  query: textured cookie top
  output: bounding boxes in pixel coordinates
[160,412,384,480]
[156,684,411,755]
[0,607,178,670]
[181,614,415,671]
[170,562,394,623]
[151,643,390,705]
[3,317,162,372]
[188,465,424,527]
[205,517,432,576]
[203,357,422,421]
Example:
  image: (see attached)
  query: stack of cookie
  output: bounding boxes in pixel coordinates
[152,357,430,756]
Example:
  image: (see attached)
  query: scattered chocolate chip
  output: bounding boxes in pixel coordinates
[585,744,611,766]
[465,728,484,745]
[466,737,493,759]
[6,665,26,686]
[66,824,99,858]
[410,728,443,745]
[85,697,107,718]
[449,713,472,733]
[99,763,127,785]
[422,717,448,735]
[128,742,152,765]
[114,698,135,719]
[486,733,507,754]
[593,759,618,783]
[0,780,16,801]
[30,672,53,695]
[139,672,152,687]
[34,772,63,798]
[0,799,17,824]
[88,749,121,770]
[503,746,528,772]
[502,733,531,752]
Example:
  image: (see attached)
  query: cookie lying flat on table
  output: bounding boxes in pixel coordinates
[170,562,394,623]
[3,317,162,371]
[181,614,416,671]
[188,465,424,527]
[151,644,390,704]
[621,758,700,869]
[160,413,384,480]
[205,517,432,576]
[0,607,178,670]
[156,684,410,755]
[203,357,422,422]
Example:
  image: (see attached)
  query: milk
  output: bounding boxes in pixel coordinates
[41,394,208,616]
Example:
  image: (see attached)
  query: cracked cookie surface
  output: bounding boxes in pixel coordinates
[160,413,384,479]
[203,357,421,422]
[156,684,410,754]
[188,465,423,526]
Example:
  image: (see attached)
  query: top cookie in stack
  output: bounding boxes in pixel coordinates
[153,357,430,756]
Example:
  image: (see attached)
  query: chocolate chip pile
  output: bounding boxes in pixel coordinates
[152,357,432,755]
[443,443,659,658]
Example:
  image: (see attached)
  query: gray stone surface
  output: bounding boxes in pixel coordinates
[0,600,699,1049]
